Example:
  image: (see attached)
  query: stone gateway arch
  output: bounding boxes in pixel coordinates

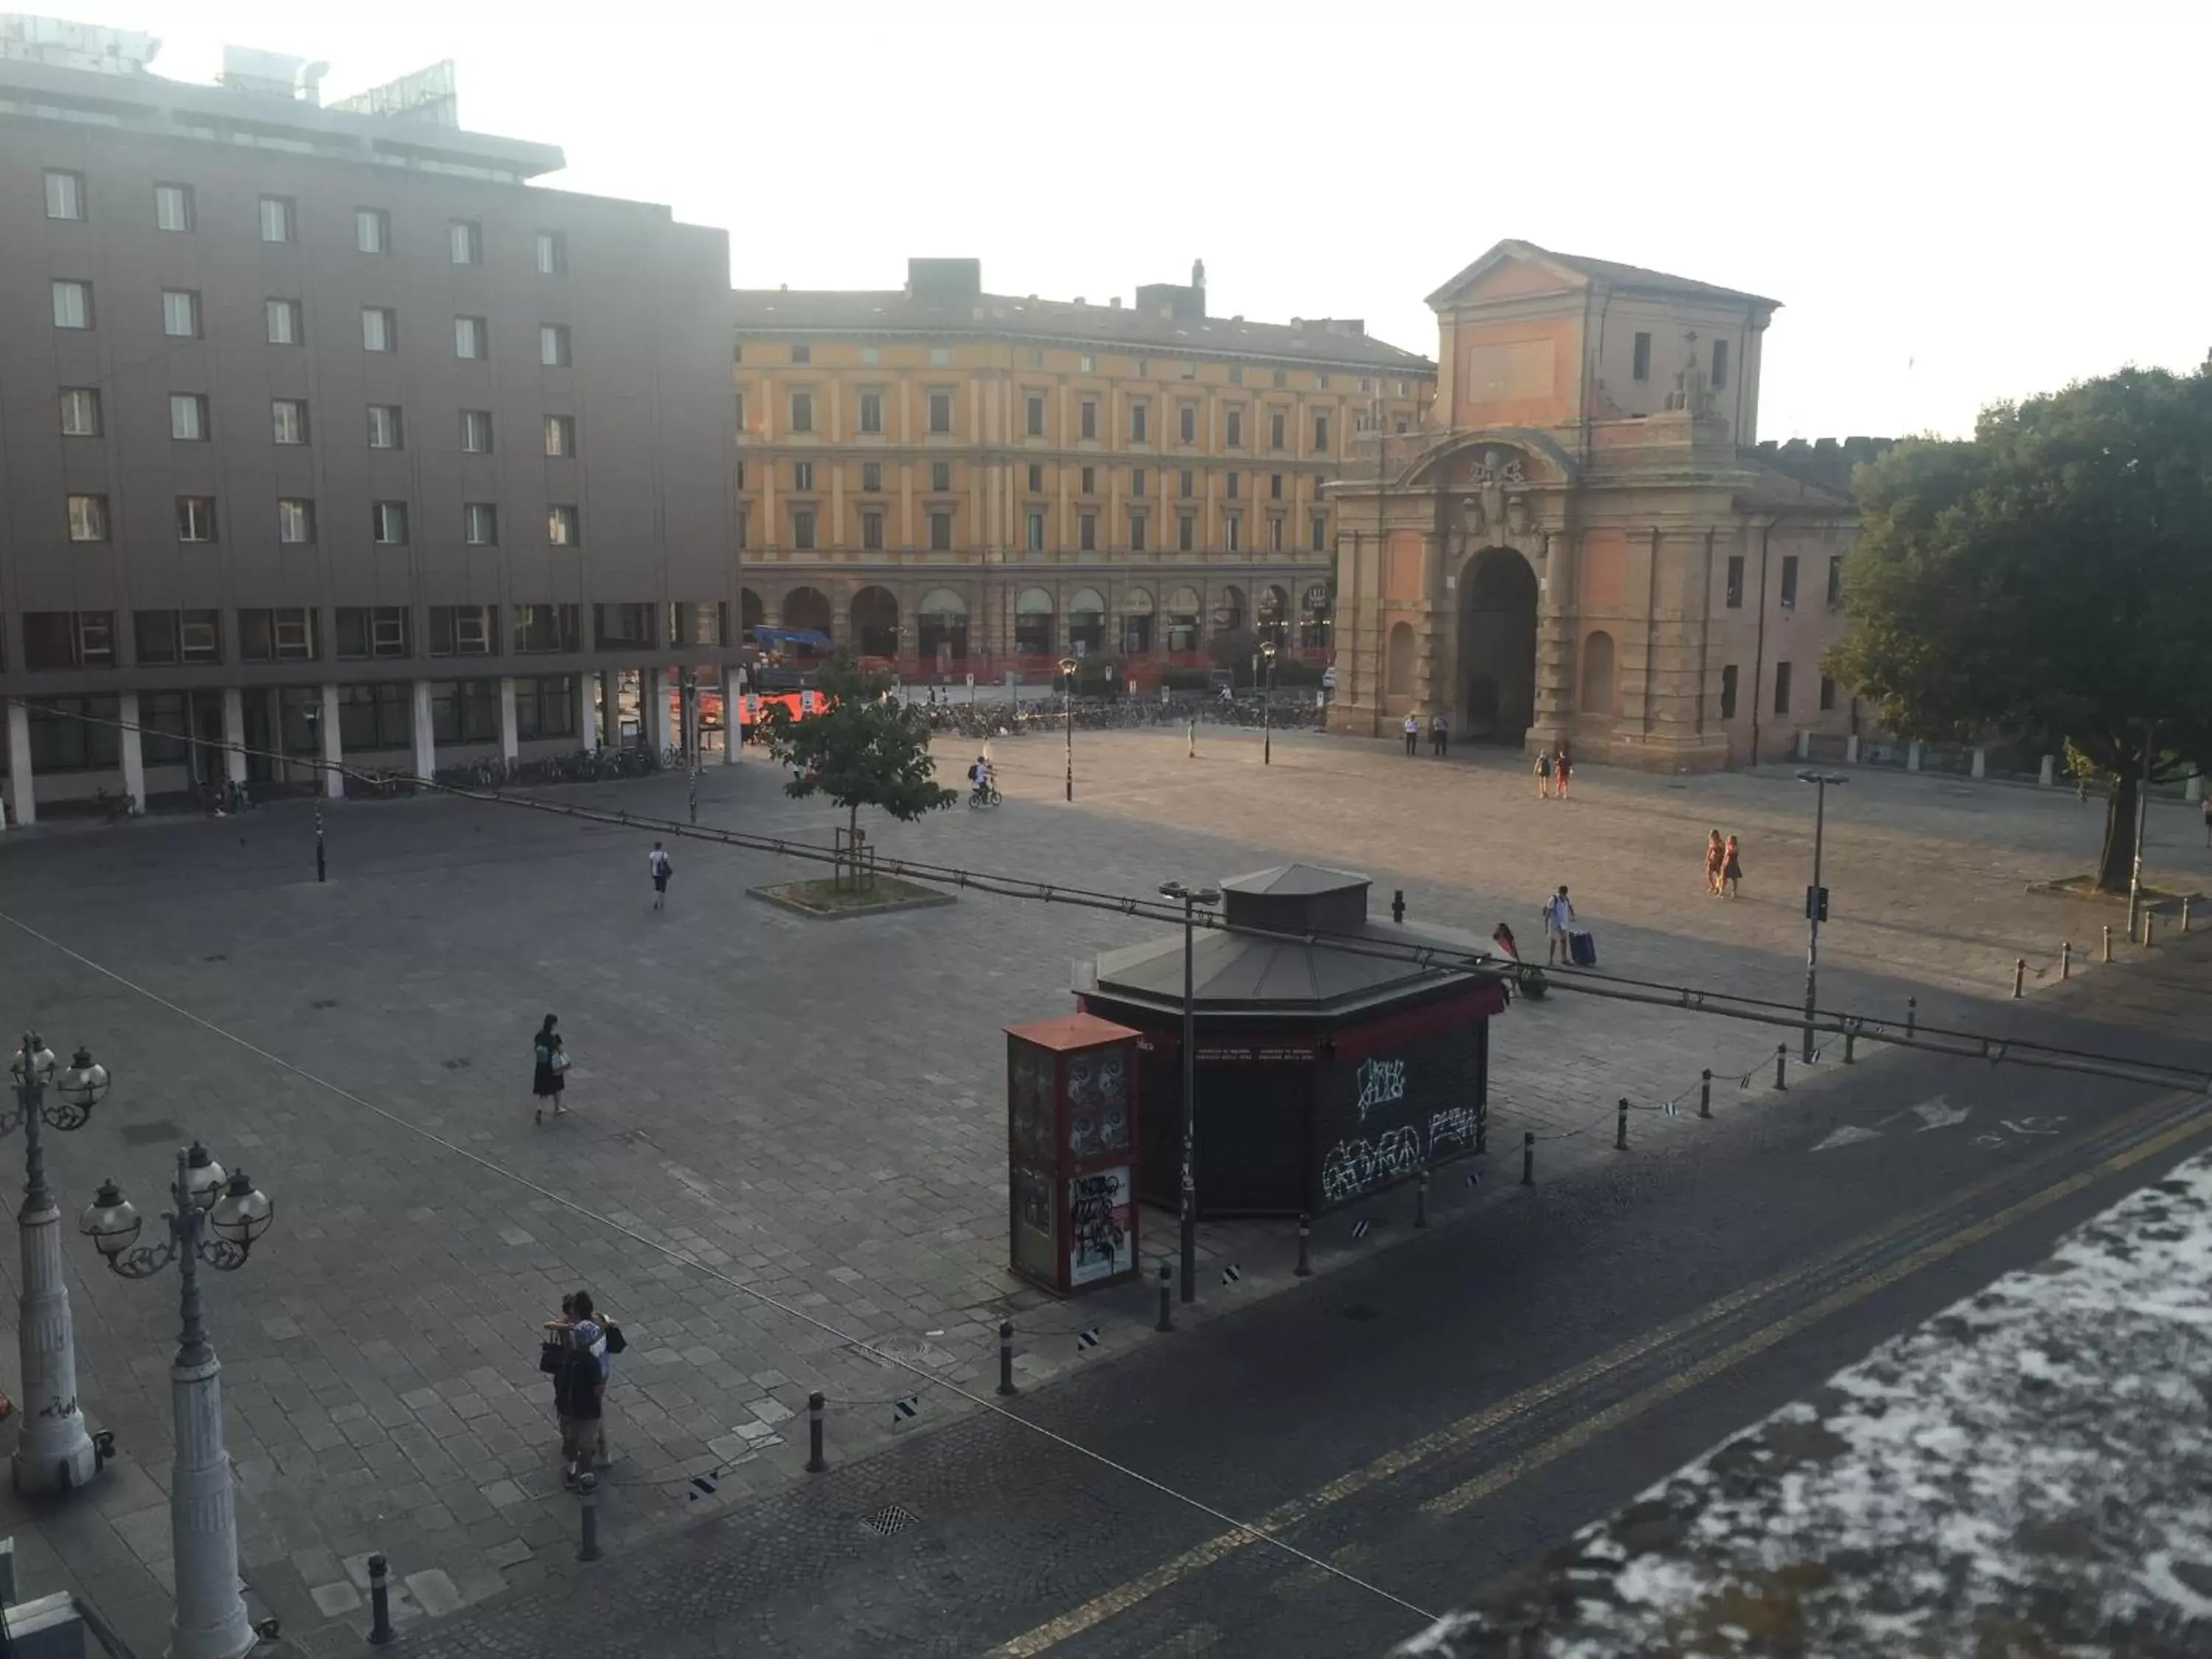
[1326,240,1871,773]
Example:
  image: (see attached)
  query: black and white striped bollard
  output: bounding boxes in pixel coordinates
[997,1320,1016,1397]
[806,1391,827,1473]
[366,1554,394,1646]
[577,1473,602,1562]
[1699,1068,1713,1116]
[1155,1262,1173,1333]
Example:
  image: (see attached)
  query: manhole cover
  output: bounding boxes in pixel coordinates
[858,1503,919,1537]
[442,1058,472,1071]
[310,999,339,1010]
[1341,1304,1382,1324]
[120,1119,186,1147]
[202,953,228,963]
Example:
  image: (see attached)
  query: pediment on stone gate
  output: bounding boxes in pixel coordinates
[1398,429,1576,493]
[1425,242,1588,310]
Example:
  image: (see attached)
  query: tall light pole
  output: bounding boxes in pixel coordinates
[81,1142,275,1659]
[1058,656,1078,802]
[2128,718,2155,939]
[6,1034,109,1494]
[1796,771,1848,1061]
[1259,640,1279,766]
[1157,881,1221,1303]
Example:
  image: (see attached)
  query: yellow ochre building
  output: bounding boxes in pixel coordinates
[732,258,1433,681]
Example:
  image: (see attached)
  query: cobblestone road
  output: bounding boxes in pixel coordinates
[0,727,2199,1653]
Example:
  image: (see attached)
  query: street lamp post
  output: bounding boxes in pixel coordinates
[1259,641,1279,766]
[81,1142,274,1659]
[5,1034,110,1494]
[1058,656,1078,802]
[1157,881,1221,1303]
[1796,771,1848,1062]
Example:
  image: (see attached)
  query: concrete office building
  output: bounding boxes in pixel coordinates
[0,18,737,821]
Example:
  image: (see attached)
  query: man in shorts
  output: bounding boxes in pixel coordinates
[1542,884,1575,965]
[647,841,673,911]
[559,1322,603,1486]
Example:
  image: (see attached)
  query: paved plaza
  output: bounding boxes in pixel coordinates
[0,726,2204,1653]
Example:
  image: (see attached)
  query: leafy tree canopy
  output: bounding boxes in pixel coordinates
[759,650,956,844]
[1826,366,2212,889]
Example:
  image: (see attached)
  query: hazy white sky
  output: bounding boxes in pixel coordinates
[73,0,2208,442]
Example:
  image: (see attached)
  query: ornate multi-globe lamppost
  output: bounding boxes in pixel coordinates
[5,1032,110,1493]
[81,1141,274,1659]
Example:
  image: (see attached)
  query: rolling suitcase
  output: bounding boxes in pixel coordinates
[1568,928,1597,968]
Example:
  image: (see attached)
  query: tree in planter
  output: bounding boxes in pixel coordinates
[1826,367,2212,891]
[759,650,956,887]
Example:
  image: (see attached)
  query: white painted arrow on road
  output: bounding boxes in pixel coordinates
[1909,1096,1970,1131]
[1812,1124,1882,1152]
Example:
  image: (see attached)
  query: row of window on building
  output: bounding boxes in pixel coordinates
[21,676,585,776]
[1715,661,1838,720]
[743,339,1414,395]
[57,386,578,458]
[752,385,1348,453]
[1722,553,1845,611]
[42,168,571,273]
[9,602,732,672]
[754,501,1332,557]
[55,491,576,551]
[1627,331,1729,389]
[49,279,573,365]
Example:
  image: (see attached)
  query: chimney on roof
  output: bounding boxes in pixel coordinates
[1192,257,1206,290]
[907,258,982,300]
[1110,296,1121,308]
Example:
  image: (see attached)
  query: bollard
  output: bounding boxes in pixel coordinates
[1843,1029,1856,1065]
[577,1473,601,1562]
[1699,1068,1713,1118]
[366,1554,395,1646]
[1186,720,1196,759]
[805,1391,827,1473]
[2061,939,2071,980]
[315,807,327,883]
[1414,1167,1429,1228]
[1294,1212,1312,1278]
[997,1320,1017,1397]
[1520,1130,1534,1187]
[1905,996,1917,1037]
[1774,1044,1788,1091]
[2145,912,2156,948]
[2012,957,2025,998]
[1391,888,1406,925]
[1155,1262,1174,1332]
[1615,1098,1629,1151]
[2102,923,2112,963]
[2184,896,2194,935]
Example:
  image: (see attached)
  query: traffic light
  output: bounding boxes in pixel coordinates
[1805,884,1830,922]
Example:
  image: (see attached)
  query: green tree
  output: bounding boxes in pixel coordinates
[759,651,956,869]
[1826,367,2212,891]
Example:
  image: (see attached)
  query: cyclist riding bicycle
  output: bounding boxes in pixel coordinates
[968,754,995,804]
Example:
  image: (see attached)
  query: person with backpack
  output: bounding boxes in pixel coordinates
[532,1014,560,1125]
[1534,748,1554,798]
[648,841,673,910]
[1541,885,1575,964]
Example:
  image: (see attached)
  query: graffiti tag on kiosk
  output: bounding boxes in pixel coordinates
[1321,1127,1423,1203]
[1068,1167,1133,1285]
[1355,1056,1406,1121]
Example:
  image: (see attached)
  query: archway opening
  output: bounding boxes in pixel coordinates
[740,588,765,642]
[782,585,832,636]
[1257,585,1290,647]
[1068,588,1107,657]
[1121,588,1155,655]
[1165,586,1203,654]
[850,585,900,658]
[918,588,969,667]
[1015,587,1056,657]
[1456,547,1537,744]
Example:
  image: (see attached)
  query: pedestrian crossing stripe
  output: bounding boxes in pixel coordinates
[1075,1328,1102,1352]
[892,1396,919,1422]
[1351,1219,1371,1240]
[1466,1171,1481,1188]
[689,1473,719,1500]
[1221,1265,1242,1285]
[1663,1099,1680,1117]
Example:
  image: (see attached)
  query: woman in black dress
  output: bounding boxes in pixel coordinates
[532,1014,559,1124]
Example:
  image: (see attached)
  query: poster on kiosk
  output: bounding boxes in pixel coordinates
[1005,1014,1141,1295]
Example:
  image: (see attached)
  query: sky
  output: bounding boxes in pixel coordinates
[63,0,2211,442]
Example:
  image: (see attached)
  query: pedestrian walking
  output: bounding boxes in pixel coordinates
[1704,830,1725,896]
[1535,748,1554,798]
[547,1034,570,1116]
[1430,713,1450,758]
[1541,884,1575,965]
[1403,713,1419,757]
[648,840,673,910]
[532,1014,560,1125]
[1555,743,1573,799]
[1722,834,1744,898]
[557,1323,603,1487]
